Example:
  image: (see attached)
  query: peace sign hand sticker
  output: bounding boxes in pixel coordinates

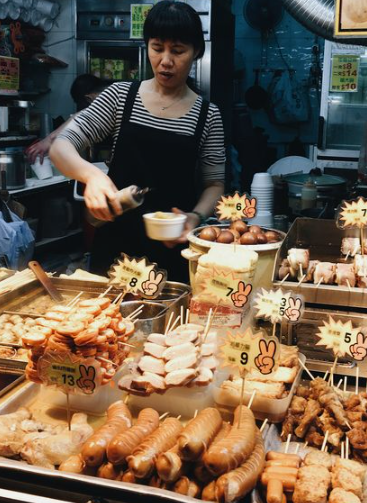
[77,365,96,394]
[255,340,276,375]
[350,332,367,361]
[231,281,252,308]
[242,198,257,219]
[285,297,302,322]
[141,270,164,297]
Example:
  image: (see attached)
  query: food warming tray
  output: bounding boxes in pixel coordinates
[272,218,365,309]
[0,383,212,503]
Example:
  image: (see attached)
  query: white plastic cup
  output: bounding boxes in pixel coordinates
[31,156,53,180]
[143,212,187,241]
[13,0,34,7]
[8,3,21,19]
[30,8,41,24]
[34,0,59,18]
[20,8,31,21]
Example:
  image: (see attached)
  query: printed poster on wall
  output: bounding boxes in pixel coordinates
[130,4,153,39]
[330,54,359,93]
[335,0,367,38]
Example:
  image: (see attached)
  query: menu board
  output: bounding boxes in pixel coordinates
[330,55,359,92]
[130,4,153,39]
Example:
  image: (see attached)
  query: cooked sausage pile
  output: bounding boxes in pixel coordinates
[59,403,265,503]
[119,324,218,395]
[22,296,134,386]
[0,313,41,345]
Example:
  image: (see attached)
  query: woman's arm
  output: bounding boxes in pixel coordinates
[49,138,122,221]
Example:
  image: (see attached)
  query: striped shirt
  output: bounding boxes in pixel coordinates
[58,81,226,182]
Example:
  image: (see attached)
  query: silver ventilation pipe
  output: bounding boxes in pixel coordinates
[281,0,367,45]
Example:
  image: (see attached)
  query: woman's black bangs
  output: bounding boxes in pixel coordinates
[144,6,201,49]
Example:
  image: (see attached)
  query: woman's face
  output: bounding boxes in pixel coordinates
[148,38,197,89]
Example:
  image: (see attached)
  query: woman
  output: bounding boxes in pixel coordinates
[50,1,225,281]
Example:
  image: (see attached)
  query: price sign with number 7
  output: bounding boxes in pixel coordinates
[108,252,167,299]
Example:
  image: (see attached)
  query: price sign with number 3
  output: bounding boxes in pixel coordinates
[108,253,167,299]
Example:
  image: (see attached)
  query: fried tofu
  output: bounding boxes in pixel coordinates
[293,465,331,503]
[334,458,366,482]
[331,467,362,499]
[329,488,361,503]
[304,449,332,470]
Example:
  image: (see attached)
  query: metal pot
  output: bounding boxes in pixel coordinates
[0,151,26,189]
[154,281,191,319]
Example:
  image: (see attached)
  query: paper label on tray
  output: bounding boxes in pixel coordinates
[38,352,102,394]
[216,192,257,221]
[253,288,304,324]
[336,197,367,229]
[202,267,253,309]
[316,316,366,360]
[107,253,167,299]
[219,326,279,375]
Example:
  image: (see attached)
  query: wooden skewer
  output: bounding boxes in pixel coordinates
[316,277,324,288]
[356,365,359,395]
[336,378,343,389]
[344,250,350,262]
[346,279,351,292]
[185,308,190,325]
[177,415,182,421]
[126,305,144,320]
[128,309,144,322]
[66,291,83,307]
[294,443,300,454]
[285,433,291,454]
[344,376,348,393]
[169,315,182,333]
[165,312,174,335]
[99,285,113,298]
[279,273,290,286]
[180,305,184,326]
[194,409,198,419]
[299,263,303,278]
[124,394,130,405]
[329,355,338,386]
[298,357,315,380]
[345,420,352,430]
[112,292,124,304]
[323,370,329,382]
[96,356,117,367]
[346,436,349,459]
[118,341,136,349]
[303,441,308,449]
[321,431,329,452]
[159,412,169,420]
[260,418,268,433]
[297,274,306,287]
[247,390,257,410]
[341,441,345,459]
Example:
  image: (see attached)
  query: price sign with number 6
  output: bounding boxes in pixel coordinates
[108,253,167,299]
[216,192,257,222]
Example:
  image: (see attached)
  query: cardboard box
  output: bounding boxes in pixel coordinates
[0,56,19,92]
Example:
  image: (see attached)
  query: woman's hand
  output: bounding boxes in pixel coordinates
[163,207,200,248]
[26,138,52,165]
[84,171,122,222]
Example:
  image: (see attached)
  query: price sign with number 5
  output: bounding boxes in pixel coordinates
[316,316,366,360]
[108,253,167,299]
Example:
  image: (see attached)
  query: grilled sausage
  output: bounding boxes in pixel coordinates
[174,477,201,498]
[202,480,216,501]
[97,461,122,480]
[127,417,183,479]
[178,408,222,461]
[215,429,265,503]
[59,454,86,474]
[81,401,132,467]
[204,405,256,476]
[107,408,159,465]
[156,444,184,482]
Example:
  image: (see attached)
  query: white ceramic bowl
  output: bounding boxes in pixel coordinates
[143,212,187,241]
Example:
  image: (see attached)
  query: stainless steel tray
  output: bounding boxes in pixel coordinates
[272,218,366,310]
[0,383,204,503]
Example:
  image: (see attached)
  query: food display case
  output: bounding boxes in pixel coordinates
[273,218,366,375]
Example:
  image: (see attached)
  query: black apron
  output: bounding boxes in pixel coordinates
[90,81,209,282]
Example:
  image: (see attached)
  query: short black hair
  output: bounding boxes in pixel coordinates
[70,74,106,109]
[143,1,205,59]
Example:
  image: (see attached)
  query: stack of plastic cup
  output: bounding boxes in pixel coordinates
[250,172,274,227]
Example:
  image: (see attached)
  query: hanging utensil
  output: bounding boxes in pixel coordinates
[28,260,63,302]
[245,69,269,110]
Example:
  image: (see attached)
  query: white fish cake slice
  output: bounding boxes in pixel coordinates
[162,342,197,361]
[191,367,213,386]
[165,368,198,387]
[165,332,198,346]
[201,355,218,370]
[164,352,197,373]
[146,333,166,346]
[142,372,166,391]
[144,342,166,359]
[138,355,166,376]
[200,343,215,357]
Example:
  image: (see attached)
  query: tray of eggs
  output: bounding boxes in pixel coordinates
[188,220,285,251]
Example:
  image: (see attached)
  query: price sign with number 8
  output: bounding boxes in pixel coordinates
[108,253,167,299]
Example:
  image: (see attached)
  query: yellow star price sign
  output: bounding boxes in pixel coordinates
[108,253,167,299]
[316,316,363,358]
[216,192,257,221]
[219,327,279,375]
[202,267,253,309]
[253,288,304,324]
[336,197,367,229]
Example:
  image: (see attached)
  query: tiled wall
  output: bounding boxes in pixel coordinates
[33,0,77,121]
[232,0,324,160]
